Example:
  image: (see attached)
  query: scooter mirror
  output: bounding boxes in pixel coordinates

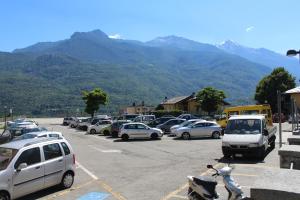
[207,165,213,169]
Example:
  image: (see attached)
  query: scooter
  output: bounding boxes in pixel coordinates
[187,164,251,200]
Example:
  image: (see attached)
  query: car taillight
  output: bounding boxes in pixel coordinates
[73,154,76,165]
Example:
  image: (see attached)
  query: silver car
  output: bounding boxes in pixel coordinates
[0,138,75,199]
[175,121,222,140]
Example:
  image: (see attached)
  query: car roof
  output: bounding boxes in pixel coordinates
[123,122,146,125]
[25,131,62,136]
[0,138,63,150]
[229,115,265,120]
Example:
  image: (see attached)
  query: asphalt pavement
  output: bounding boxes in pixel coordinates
[16,118,288,200]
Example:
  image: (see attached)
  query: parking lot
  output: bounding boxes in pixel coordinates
[17,118,287,200]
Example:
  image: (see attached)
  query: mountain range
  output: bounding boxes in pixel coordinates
[0,29,297,116]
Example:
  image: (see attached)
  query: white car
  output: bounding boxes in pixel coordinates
[119,123,163,140]
[87,120,112,134]
[14,131,64,140]
[175,121,222,140]
[0,138,75,200]
[169,119,204,136]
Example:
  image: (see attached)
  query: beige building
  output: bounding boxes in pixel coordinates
[123,105,155,114]
[161,93,229,114]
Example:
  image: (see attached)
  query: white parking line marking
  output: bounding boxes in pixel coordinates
[89,135,113,142]
[89,145,122,153]
[76,161,99,180]
[172,194,188,199]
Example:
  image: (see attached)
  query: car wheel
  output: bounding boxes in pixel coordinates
[212,131,220,139]
[90,129,96,134]
[182,132,190,140]
[122,134,129,141]
[0,191,10,200]
[60,172,74,189]
[103,130,110,136]
[71,124,75,128]
[151,133,158,140]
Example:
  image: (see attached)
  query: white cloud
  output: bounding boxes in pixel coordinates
[245,26,255,32]
[109,34,121,39]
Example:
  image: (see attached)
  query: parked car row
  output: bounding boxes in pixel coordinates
[0,118,75,200]
[1,118,64,144]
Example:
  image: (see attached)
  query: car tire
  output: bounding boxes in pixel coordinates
[71,124,75,128]
[63,122,68,126]
[60,172,74,189]
[182,132,190,140]
[90,129,96,134]
[0,191,10,200]
[103,130,110,136]
[122,134,129,141]
[212,131,220,139]
[151,133,158,140]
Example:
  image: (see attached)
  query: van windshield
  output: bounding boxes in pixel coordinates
[0,147,18,171]
[225,119,261,135]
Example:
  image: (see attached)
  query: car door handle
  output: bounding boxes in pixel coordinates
[35,166,41,169]
[58,159,63,162]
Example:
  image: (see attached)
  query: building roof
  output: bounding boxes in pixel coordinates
[285,87,300,94]
[162,96,190,105]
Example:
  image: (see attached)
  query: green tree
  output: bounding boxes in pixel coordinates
[255,67,295,113]
[196,87,226,115]
[82,88,108,117]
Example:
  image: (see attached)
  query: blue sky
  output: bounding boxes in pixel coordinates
[1,0,299,54]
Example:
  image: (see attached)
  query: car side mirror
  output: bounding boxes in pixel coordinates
[263,129,269,136]
[17,163,27,172]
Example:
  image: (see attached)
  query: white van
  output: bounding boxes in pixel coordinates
[222,115,276,160]
[0,138,75,199]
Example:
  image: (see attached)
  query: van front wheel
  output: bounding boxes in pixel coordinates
[0,191,10,200]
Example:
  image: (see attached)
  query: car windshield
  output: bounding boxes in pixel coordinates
[0,147,18,171]
[181,121,196,127]
[22,134,36,139]
[226,119,261,134]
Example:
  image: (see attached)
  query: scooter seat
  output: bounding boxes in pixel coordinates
[194,176,217,186]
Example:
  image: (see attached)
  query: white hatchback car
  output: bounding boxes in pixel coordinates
[119,123,163,140]
[0,138,75,200]
[175,121,222,140]
[87,120,112,135]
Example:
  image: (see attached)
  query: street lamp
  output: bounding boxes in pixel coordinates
[286,49,300,57]
[287,49,300,64]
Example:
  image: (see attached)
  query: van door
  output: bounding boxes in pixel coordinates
[43,143,64,188]
[12,147,44,199]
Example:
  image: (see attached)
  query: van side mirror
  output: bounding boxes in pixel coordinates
[263,129,269,136]
[17,163,27,172]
